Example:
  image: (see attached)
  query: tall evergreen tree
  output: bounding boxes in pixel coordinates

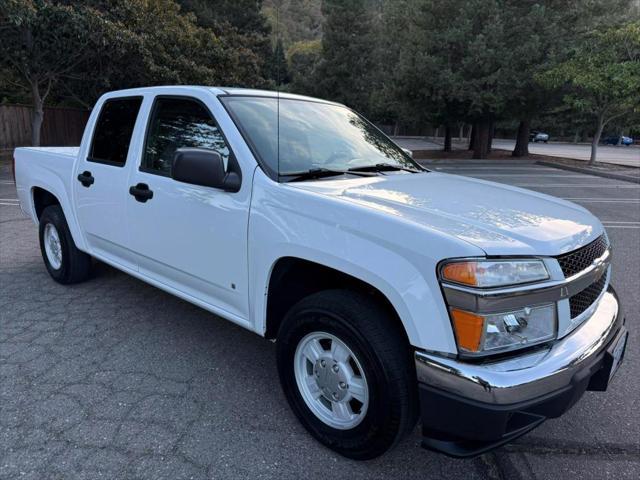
[314,0,376,114]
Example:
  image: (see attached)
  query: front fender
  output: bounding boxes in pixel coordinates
[248,171,482,353]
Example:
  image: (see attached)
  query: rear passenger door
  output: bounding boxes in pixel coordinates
[74,96,143,269]
[125,95,251,322]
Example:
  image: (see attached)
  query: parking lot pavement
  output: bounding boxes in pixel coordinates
[491,139,640,167]
[1,160,639,479]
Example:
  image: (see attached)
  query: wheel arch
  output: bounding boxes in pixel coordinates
[32,186,60,220]
[264,256,412,348]
[30,185,88,251]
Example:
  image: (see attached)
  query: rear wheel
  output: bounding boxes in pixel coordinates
[276,289,418,460]
[39,205,91,284]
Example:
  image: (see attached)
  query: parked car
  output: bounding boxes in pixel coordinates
[13,86,627,460]
[529,131,549,143]
[602,135,634,146]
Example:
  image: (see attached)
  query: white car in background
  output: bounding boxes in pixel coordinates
[530,131,550,143]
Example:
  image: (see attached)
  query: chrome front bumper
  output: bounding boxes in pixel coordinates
[416,288,624,405]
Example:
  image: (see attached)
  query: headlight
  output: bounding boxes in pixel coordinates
[441,259,549,288]
[450,304,557,355]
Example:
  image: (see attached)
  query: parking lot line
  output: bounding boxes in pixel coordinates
[513,184,640,188]
[562,198,640,202]
[601,225,640,229]
[466,174,596,178]
[563,200,640,203]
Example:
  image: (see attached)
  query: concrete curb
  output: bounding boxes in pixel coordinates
[536,161,640,184]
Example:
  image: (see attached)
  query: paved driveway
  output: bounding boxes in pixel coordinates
[1,160,639,479]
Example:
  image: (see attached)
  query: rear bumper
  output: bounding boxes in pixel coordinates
[415,287,627,457]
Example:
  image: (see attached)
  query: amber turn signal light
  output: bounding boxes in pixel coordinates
[450,308,484,352]
[441,261,477,286]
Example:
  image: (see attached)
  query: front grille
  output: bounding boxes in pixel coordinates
[569,273,607,318]
[556,235,608,278]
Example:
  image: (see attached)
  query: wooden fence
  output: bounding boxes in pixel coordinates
[0,104,90,152]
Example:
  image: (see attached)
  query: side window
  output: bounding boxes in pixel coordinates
[143,97,230,176]
[89,97,142,166]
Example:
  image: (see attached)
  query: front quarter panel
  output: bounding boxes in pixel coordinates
[248,170,485,353]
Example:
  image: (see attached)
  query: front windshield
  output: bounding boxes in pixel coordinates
[220,96,420,179]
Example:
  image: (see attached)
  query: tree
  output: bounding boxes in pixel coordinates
[313,0,377,114]
[287,39,322,95]
[269,37,290,85]
[505,0,636,157]
[0,1,106,145]
[387,0,512,158]
[263,0,324,45]
[541,21,640,164]
[1,0,270,146]
[177,0,273,86]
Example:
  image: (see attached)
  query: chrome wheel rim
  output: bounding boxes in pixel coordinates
[294,332,369,430]
[44,223,62,270]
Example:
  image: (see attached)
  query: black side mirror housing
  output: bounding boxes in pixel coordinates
[171,148,241,192]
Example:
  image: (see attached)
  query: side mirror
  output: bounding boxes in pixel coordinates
[402,148,413,158]
[172,148,241,192]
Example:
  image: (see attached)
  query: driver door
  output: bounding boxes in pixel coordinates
[125,94,251,322]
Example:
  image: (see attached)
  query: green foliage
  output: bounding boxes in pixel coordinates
[540,20,640,161]
[313,0,378,114]
[541,21,640,119]
[269,37,290,85]
[177,0,273,86]
[287,39,322,95]
[0,0,274,110]
[263,0,323,46]
[0,1,108,99]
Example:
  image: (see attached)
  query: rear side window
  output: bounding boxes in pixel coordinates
[142,97,230,176]
[89,97,142,166]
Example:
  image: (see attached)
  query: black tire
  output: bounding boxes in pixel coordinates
[276,289,418,460]
[39,205,92,284]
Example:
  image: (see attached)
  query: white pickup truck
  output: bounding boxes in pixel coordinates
[14,86,627,459]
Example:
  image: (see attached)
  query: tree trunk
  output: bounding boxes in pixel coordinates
[590,114,605,165]
[434,126,440,138]
[473,120,491,159]
[512,119,531,157]
[487,121,495,152]
[573,129,580,144]
[468,124,476,150]
[31,82,44,147]
[443,124,452,152]
[458,123,464,141]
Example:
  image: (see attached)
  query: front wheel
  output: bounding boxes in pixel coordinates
[276,290,418,459]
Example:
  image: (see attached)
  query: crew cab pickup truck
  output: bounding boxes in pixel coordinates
[14,86,628,459]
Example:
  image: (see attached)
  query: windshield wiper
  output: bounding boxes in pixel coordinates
[281,168,377,182]
[348,163,423,174]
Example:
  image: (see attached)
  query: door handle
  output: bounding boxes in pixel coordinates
[129,183,154,203]
[77,171,94,187]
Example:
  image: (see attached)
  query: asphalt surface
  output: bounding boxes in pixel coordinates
[491,140,640,168]
[393,137,640,167]
[1,159,639,479]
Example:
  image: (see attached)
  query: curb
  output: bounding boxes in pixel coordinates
[536,161,640,184]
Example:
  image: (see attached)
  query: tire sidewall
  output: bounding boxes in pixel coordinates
[277,306,400,457]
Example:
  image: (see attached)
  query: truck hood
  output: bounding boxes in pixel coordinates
[289,172,603,256]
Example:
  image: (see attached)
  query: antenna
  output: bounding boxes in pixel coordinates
[276,2,281,179]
